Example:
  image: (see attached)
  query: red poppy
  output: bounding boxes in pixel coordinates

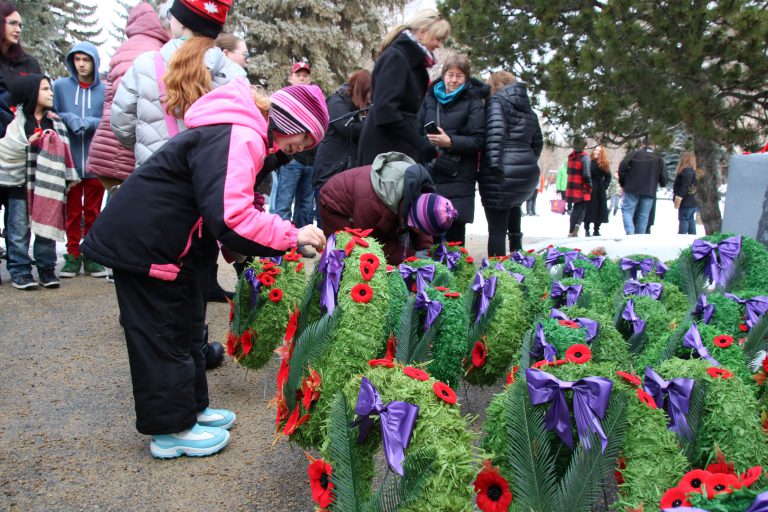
[360,252,381,270]
[444,291,461,299]
[706,367,734,380]
[636,388,657,409]
[707,452,735,475]
[473,460,513,512]
[434,286,450,292]
[368,358,394,368]
[284,253,301,262]
[351,283,373,303]
[466,256,475,264]
[702,472,741,499]
[532,359,563,369]
[712,335,734,348]
[360,262,376,281]
[344,227,372,237]
[678,469,711,492]
[283,405,310,436]
[459,247,469,254]
[447,241,462,246]
[308,458,335,508]
[659,487,691,509]
[506,366,519,385]
[433,381,457,404]
[615,371,642,387]
[264,266,282,276]
[472,339,488,368]
[386,265,395,272]
[558,319,580,329]
[296,262,304,272]
[763,356,768,373]
[258,273,275,287]
[269,288,283,302]
[240,329,254,355]
[226,331,239,356]
[404,256,419,263]
[739,323,749,332]
[565,344,592,364]
[403,366,430,381]
[739,466,763,488]
[301,368,322,410]
[344,236,369,255]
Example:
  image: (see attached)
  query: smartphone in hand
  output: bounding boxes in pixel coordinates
[424,121,440,135]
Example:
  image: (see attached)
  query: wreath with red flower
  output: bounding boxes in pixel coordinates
[351,283,373,303]
[433,381,457,404]
[403,366,430,381]
[307,457,335,509]
[359,252,381,281]
[269,288,283,302]
[474,460,513,512]
[258,273,275,287]
[369,358,394,368]
[636,388,657,409]
[713,334,734,348]
[706,367,734,379]
[616,370,642,387]
[564,343,592,364]
[284,248,302,261]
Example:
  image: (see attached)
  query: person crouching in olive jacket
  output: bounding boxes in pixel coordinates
[417,52,488,245]
[478,71,543,257]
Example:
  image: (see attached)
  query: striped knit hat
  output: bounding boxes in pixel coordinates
[269,84,329,149]
[407,193,458,235]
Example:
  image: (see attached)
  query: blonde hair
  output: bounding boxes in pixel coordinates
[676,151,696,175]
[379,9,451,54]
[251,85,270,120]
[487,71,516,95]
[164,36,214,119]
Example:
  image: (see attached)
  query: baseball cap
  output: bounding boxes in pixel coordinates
[291,62,311,74]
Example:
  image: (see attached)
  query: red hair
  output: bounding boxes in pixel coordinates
[591,145,611,173]
[348,69,371,110]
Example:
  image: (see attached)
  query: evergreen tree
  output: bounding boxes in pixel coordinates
[440,0,768,233]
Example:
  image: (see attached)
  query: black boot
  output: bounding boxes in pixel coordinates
[593,224,601,236]
[207,263,234,303]
[201,324,224,370]
[509,232,523,252]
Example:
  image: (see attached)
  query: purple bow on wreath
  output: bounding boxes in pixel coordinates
[620,257,655,279]
[623,279,663,300]
[682,322,720,366]
[746,491,768,512]
[621,299,646,335]
[353,377,419,476]
[398,264,435,294]
[526,368,613,452]
[414,291,443,331]
[433,243,460,270]
[530,322,557,362]
[472,271,497,324]
[724,293,768,329]
[317,233,346,314]
[564,261,586,279]
[655,260,668,278]
[643,366,695,441]
[243,267,260,307]
[546,247,580,269]
[692,236,742,287]
[580,253,606,270]
[693,294,715,325]
[511,251,536,268]
[495,263,525,283]
[550,281,583,308]
[550,308,599,342]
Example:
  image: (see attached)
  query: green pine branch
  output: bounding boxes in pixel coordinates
[676,254,706,305]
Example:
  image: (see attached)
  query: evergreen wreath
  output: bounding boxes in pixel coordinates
[430,241,477,292]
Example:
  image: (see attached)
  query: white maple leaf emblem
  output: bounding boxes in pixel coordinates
[203,2,219,14]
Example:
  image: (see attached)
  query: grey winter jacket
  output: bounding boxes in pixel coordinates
[110,38,246,167]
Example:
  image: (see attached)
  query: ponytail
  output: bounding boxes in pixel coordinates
[164,36,215,119]
[378,9,450,55]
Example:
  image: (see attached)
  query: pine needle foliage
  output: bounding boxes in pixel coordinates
[369,449,437,512]
[296,264,322,339]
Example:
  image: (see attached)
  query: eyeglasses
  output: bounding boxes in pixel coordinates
[238,51,251,60]
[6,20,22,30]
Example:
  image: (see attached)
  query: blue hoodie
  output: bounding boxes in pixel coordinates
[53,42,105,178]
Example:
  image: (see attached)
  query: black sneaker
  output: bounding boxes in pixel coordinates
[12,274,38,290]
[38,268,60,289]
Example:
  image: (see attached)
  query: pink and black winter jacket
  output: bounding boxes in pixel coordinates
[82,79,299,281]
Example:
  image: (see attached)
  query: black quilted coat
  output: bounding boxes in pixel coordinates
[478,82,543,209]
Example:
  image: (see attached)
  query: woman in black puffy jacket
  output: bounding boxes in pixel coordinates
[417,53,488,244]
[478,71,543,256]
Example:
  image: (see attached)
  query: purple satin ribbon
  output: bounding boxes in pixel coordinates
[545,247,580,269]
[526,368,613,452]
[267,255,283,265]
[480,258,490,269]
[564,261,586,279]
[494,263,525,283]
[724,293,768,329]
[666,508,710,512]
[692,236,742,287]
[243,268,260,307]
[353,377,419,476]
[694,294,715,324]
[398,264,435,294]
[414,291,443,331]
[317,233,346,315]
[472,272,497,324]
[620,257,655,279]
[655,260,668,278]
[550,281,583,308]
[682,322,720,366]
[550,308,599,342]
[621,299,646,335]
[530,322,557,362]
[580,254,606,269]
[433,243,460,270]
[643,366,695,441]
[623,279,663,300]
[511,251,536,268]
[747,491,768,512]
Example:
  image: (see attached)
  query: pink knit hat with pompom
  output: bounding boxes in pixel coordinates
[269,84,329,149]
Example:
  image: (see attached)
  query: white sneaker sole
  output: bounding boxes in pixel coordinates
[89,270,110,278]
[59,271,78,278]
[149,430,230,459]
[12,281,38,290]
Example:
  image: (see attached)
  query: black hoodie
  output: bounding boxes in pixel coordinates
[9,73,53,136]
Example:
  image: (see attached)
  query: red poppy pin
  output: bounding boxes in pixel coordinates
[712,335,734,348]
[368,358,394,368]
[473,460,513,512]
[269,288,283,302]
[403,366,430,381]
[308,458,335,508]
[706,367,734,380]
[471,339,487,368]
[565,344,592,364]
[351,283,373,303]
[433,381,457,404]
[659,487,691,509]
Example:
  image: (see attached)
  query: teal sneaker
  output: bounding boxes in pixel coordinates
[82,256,109,278]
[197,408,236,430]
[59,253,82,277]
[149,424,230,459]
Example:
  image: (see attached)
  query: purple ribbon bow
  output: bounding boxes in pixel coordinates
[472,272,497,323]
[546,247,580,269]
[433,243,460,270]
[692,236,742,287]
[682,322,720,366]
[398,264,435,294]
[564,261,586,279]
[243,268,260,307]
[580,253,606,269]
[480,258,490,269]
[620,257,655,279]
[550,308,599,342]
[511,251,536,268]
[621,299,646,335]
[414,291,443,331]
[623,279,663,300]
[530,322,558,362]
[494,263,525,283]
[655,260,668,278]
[643,366,695,441]
[724,293,768,329]
[693,294,715,324]
[353,377,419,476]
[317,233,346,315]
[747,491,768,512]
[267,255,283,265]
[526,369,613,452]
[550,281,583,308]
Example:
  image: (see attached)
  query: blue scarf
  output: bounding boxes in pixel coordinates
[433,81,466,105]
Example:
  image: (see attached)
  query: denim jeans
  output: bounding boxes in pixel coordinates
[274,160,314,227]
[268,171,279,214]
[4,186,56,278]
[678,207,697,235]
[621,192,654,235]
